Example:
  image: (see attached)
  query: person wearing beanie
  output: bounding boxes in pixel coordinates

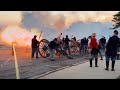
[105,30,119,71]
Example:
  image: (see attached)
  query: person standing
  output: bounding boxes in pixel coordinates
[84,37,88,53]
[88,36,92,59]
[98,40,103,60]
[89,33,99,67]
[64,35,71,56]
[80,38,85,54]
[100,36,106,51]
[105,30,119,71]
[31,35,40,58]
[103,36,106,50]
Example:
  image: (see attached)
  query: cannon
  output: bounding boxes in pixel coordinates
[38,39,73,59]
[38,32,73,59]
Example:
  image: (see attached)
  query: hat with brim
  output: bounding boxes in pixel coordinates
[92,33,96,37]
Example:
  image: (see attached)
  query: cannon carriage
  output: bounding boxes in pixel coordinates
[38,32,80,58]
[38,39,69,58]
[38,38,81,59]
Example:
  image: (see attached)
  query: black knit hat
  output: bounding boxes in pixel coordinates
[114,30,118,35]
[34,35,37,38]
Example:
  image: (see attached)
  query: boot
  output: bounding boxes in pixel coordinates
[105,61,109,70]
[111,61,115,71]
[95,58,98,67]
[89,59,92,67]
[100,58,103,60]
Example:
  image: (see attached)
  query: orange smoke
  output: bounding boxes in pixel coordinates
[1,26,41,47]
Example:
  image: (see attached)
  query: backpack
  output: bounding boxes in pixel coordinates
[91,39,99,55]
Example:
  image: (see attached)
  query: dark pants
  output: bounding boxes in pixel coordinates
[90,58,98,66]
[98,49,103,59]
[101,43,106,50]
[105,55,116,69]
[48,47,54,60]
[89,52,98,66]
[85,44,88,52]
[64,44,71,55]
[80,45,85,54]
[32,48,39,58]
[106,61,115,69]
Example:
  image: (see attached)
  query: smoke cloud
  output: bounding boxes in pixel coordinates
[21,11,118,29]
[20,11,118,41]
[1,11,118,45]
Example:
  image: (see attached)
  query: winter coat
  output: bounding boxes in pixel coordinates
[48,41,59,49]
[32,38,39,48]
[105,35,119,57]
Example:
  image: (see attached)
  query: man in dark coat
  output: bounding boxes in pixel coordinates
[31,35,40,58]
[64,35,71,55]
[80,38,86,54]
[105,30,119,71]
[48,38,59,61]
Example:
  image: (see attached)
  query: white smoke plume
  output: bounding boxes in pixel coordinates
[21,11,118,28]
[21,11,119,41]
[1,11,118,46]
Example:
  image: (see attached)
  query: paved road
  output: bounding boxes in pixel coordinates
[0,46,89,79]
[39,57,120,79]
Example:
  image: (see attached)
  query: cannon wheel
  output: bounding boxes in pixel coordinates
[39,39,50,58]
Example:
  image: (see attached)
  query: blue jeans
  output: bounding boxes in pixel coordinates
[101,43,106,50]
[32,48,38,58]
[98,49,103,59]
[48,47,54,60]
[80,45,85,54]
[105,55,116,61]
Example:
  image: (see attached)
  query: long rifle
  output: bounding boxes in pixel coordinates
[37,31,43,54]
[57,33,62,42]
[39,31,43,41]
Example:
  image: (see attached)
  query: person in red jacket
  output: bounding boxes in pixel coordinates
[89,33,99,67]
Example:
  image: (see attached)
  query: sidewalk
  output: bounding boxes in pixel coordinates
[39,57,120,79]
